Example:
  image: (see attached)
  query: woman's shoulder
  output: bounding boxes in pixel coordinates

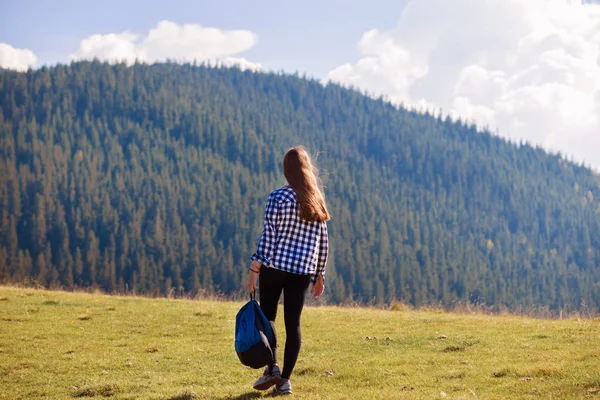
[268,185,296,204]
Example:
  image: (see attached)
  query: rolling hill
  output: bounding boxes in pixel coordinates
[0,61,599,310]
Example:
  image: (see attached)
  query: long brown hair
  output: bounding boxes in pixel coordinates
[283,146,330,222]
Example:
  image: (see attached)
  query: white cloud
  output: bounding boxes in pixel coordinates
[220,57,262,72]
[328,0,600,170]
[69,20,260,70]
[72,33,139,64]
[0,43,37,71]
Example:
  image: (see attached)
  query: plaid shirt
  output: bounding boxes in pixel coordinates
[251,185,329,283]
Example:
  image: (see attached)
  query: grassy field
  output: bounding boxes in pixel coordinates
[1,286,599,399]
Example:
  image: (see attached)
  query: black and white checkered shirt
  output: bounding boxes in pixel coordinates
[251,185,329,283]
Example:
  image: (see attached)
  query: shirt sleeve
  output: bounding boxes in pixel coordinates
[251,195,279,267]
[313,222,329,284]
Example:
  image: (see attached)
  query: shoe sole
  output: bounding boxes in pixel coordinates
[253,375,283,391]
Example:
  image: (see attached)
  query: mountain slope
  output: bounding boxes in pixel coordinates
[0,61,599,309]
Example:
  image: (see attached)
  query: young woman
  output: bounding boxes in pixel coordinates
[247,146,330,396]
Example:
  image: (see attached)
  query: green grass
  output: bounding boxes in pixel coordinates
[1,286,599,399]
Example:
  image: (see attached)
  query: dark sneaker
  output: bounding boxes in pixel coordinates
[253,364,282,390]
[272,379,292,396]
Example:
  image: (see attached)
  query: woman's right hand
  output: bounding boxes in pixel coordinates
[247,261,261,293]
[247,270,259,293]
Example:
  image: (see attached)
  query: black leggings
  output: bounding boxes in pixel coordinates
[259,267,312,380]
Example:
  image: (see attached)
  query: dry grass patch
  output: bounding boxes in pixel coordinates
[193,310,211,317]
[528,363,564,377]
[442,345,464,352]
[441,370,466,379]
[579,353,598,361]
[15,361,36,369]
[532,333,550,339]
[492,369,509,378]
[389,301,412,311]
[492,367,518,378]
[420,306,446,314]
[71,384,122,397]
[296,366,319,376]
[2,317,25,322]
[145,345,159,353]
[163,392,203,400]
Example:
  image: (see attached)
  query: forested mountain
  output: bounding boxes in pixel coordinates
[1,61,599,310]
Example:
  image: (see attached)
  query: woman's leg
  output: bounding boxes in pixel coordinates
[281,273,312,380]
[259,267,285,365]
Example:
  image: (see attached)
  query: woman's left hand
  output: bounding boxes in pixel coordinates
[310,275,325,299]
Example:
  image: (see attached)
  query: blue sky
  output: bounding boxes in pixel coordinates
[1,0,408,78]
[2,0,600,170]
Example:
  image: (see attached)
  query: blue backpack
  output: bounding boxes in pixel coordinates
[234,293,276,369]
